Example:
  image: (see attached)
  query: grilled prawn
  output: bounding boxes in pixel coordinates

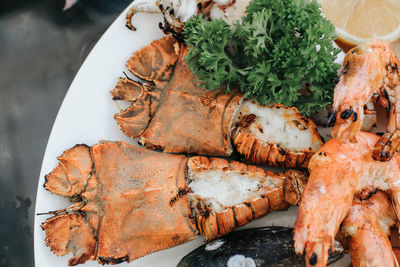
[340,191,398,267]
[40,141,307,265]
[330,39,400,161]
[112,36,323,167]
[294,132,400,267]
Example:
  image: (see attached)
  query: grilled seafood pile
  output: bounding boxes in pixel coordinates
[39,7,400,265]
[112,36,323,167]
[37,31,327,266]
[41,141,307,265]
[295,39,400,267]
[39,36,325,267]
[294,132,400,266]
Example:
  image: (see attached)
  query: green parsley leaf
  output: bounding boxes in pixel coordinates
[183,0,340,116]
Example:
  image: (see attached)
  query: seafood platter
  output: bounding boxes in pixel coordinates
[34,0,400,266]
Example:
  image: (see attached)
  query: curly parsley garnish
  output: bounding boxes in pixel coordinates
[184,0,340,115]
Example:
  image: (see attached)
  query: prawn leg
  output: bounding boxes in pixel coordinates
[372,131,400,161]
[373,85,400,161]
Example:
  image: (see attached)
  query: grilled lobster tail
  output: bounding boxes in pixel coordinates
[41,141,307,265]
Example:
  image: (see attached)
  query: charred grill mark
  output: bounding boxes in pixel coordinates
[225,210,235,233]
[384,89,391,114]
[296,153,307,166]
[170,187,193,206]
[204,211,211,222]
[379,148,390,159]
[342,61,349,75]
[353,111,358,122]
[222,91,241,146]
[394,63,399,72]
[387,61,392,71]
[238,114,256,128]
[214,214,222,238]
[361,189,378,200]
[231,208,239,228]
[99,255,129,264]
[159,18,181,40]
[247,138,257,160]
[246,205,255,222]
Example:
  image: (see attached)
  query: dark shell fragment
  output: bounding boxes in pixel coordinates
[177,226,344,267]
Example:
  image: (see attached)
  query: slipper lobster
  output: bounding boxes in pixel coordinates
[40,141,307,265]
[294,132,400,267]
[330,39,400,161]
[112,36,323,167]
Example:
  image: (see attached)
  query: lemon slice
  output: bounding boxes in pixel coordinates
[318,0,400,50]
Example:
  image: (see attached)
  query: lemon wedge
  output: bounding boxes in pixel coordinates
[318,0,400,51]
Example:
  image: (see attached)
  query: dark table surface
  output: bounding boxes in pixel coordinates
[0,1,131,266]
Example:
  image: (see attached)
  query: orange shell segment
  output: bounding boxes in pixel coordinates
[141,47,243,156]
[91,142,197,262]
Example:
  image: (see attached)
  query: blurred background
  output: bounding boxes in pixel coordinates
[0,0,131,266]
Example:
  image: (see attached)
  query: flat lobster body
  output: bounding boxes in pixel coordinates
[140,49,243,155]
[42,142,197,265]
[92,142,197,262]
[116,36,243,156]
[41,141,307,265]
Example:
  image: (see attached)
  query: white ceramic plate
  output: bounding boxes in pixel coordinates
[34,3,350,267]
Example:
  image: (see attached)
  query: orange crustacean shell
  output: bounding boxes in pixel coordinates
[231,103,322,168]
[41,141,307,265]
[42,142,196,265]
[294,132,400,267]
[340,191,397,267]
[111,36,323,167]
[113,36,243,156]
